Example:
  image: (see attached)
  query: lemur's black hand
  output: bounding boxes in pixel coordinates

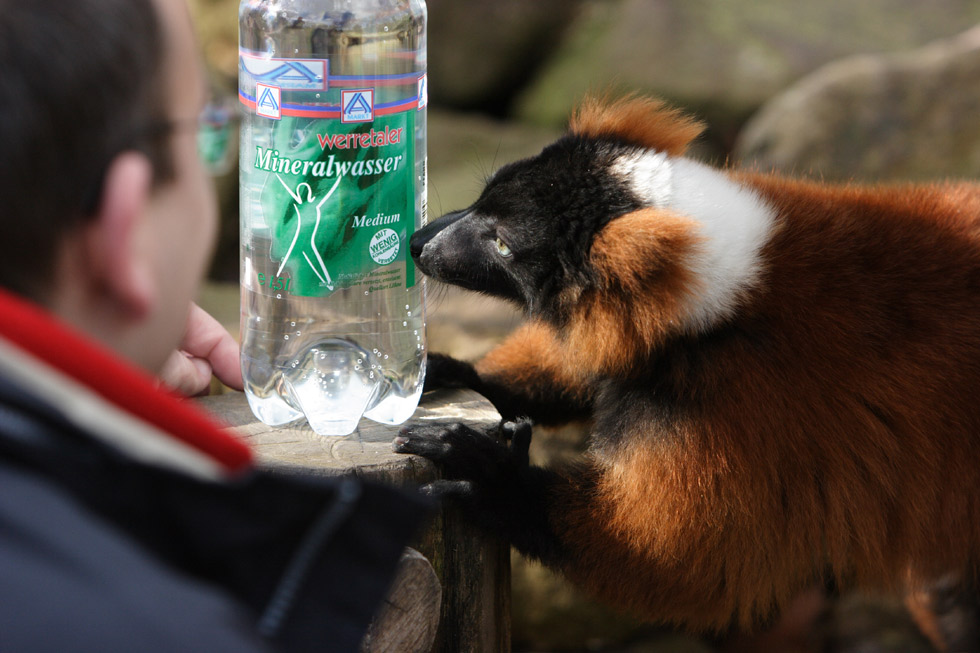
[394,418,565,563]
[423,352,482,393]
[393,419,531,489]
[393,419,531,517]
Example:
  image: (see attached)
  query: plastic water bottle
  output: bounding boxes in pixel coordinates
[238,0,428,436]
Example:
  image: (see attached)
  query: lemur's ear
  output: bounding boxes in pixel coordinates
[569,94,704,156]
[562,209,704,375]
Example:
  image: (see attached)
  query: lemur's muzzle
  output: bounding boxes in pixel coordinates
[409,209,469,266]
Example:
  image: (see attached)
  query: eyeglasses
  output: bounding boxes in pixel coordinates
[196,99,235,177]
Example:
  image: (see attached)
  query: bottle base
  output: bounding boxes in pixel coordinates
[243,338,423,437]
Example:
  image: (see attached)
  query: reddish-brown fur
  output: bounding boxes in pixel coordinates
[566,208,705,377]
[475,99,980,633]
[476,320,592,407]
[570,94,704,156]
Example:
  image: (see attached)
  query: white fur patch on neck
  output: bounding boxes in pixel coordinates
[613,152,776,332]
[610,150,673,208]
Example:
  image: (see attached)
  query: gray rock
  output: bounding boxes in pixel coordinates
[516,0,980,151]
[735,25,980,182]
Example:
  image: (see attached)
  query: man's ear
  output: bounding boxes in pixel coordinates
[82,152,156,319]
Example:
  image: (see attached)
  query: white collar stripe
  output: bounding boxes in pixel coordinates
[614,152,776,332]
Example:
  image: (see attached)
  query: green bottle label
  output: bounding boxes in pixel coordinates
[251,111,417,297]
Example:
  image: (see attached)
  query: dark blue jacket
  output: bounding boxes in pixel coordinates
[0,372,430,652]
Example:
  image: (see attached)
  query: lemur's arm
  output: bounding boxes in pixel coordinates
[425,322,594,425]
[395,418,808,632]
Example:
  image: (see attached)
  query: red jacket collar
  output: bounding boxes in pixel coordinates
[0,288,253,477]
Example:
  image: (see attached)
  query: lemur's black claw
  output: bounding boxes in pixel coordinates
[393,421,485,465]
[500,418,533,466]
[392,431,452,460]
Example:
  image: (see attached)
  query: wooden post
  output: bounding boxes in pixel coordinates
[198,389,511,653]
[360,548,442,653]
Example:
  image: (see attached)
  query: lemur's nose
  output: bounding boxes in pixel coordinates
[408,229,429,260]
[409,210,469,261]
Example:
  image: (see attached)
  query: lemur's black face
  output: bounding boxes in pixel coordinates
[410,136,641,317]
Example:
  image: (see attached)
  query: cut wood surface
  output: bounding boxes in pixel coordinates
[199,388,499,482]
[198,389,511,653]
[360,548,442,653]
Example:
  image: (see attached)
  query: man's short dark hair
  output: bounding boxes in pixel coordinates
[0,0,173,300]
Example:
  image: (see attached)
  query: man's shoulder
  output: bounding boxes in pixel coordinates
[0,461,272,653]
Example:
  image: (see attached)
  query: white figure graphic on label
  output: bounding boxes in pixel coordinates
[275,173,342,291]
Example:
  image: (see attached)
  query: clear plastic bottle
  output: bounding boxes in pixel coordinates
[238,0,427,436]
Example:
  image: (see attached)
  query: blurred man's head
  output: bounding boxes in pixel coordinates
[0,0,217,373]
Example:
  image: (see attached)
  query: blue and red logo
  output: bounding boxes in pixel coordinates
[341,90,375,123]
[255,84,281,120]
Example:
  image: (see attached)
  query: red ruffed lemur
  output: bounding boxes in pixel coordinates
[394,95,980,639]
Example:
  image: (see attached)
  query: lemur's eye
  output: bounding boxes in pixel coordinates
[495,236,513,258]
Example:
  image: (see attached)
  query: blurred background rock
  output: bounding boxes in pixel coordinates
[188,1,980,650]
